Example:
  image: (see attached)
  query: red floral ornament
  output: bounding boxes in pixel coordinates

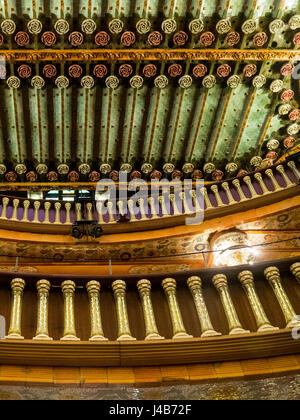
[253,32,268,47]
[150,170,162,180]
[89,171,101,182]
[0,33,4,46]
[69,31,84,46]
[95,31,110,46]
[119,64,133,78]
[281,89,294,102]
[5,171,17,182]
[93,64,108,78]
[212,170,224,181]
[17,64,32,78]
[173,31,188,46]
[120,31,136,46]
[130,170,142,180]
[283,137,295,148]
[293,32,300,46]
[68,64,83,78]
[143,64,157,78]
[147,31,163,46]
[109,170,119,181]
[168,64,183,78]
[41,31,57,47]
[199,31,215,47]
[266,151,278,161]
[46,171,58,181]
[243,64,257,77]
[225,31,240,46]
[68,170,79,182]
[289,109,300,121]
[14,31,30,46]
[171,170,183,180]
[26,171,38,182]
[217,64,231,78]
[237,169,248,177]
[193,64,207,78]
[280,63,295,76]
[43,64,57,78]
[191,170,203,180]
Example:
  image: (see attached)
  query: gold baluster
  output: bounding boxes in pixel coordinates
[158,195,169,216]
[33,279,53,340]
[187,276,221,337]
[212,274,250,335]
[11,199,19,220]
[75,203,82,221]
[148,197,159,219]
[161,278,193,339]
[265,169,282,192]
[137,279,164,340]
[117,200,125,217]
[202,187,212,209]
[5,278,25,339]
[254,172,270,195]
[86,281,108,341]
[221,182,236,205]
[33,201,41,223]
[238,271,278,332]
[287,161,300,181]
[232,179,247,202]
[112,280,136,341]
[180,191,192,214]
[243,176,259,198]
[107,201,116,223]
[65,202,71,224]
[290,262,300,285]
[138,198,148,221]
[127,199,138,221]
[211,185,225,207]
[97,201,105,224]
[54,202,61,224]
[86,203,93,221]
[22,200,30,222]
[0,197,9,219]
[60,280,80,341]
[44,202,51,223]
[170,193,181,214]
[276,165,294,187]
[264,266,300,328]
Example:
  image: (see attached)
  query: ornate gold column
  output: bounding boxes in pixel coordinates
[5,278,25,339]
[238,271,278,332]
[264,266,300,328]
[60,280,80,341]
[33,279,52,340]
[86,281,108,341]
[137,279,164,340]
[212,274,250,335]
[187,276,221,337]
[291,263,300,285]
[161,278,193,339]
[112,280,136,341]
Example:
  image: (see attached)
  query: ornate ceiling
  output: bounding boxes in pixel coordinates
[0,0,299,184]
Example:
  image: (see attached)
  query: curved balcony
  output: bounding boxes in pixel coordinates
[0,258,299,367]
[0,160,298,234]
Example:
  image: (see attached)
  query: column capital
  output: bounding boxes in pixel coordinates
[61,280,76,293]
[212,274,228,290]
[187,276,202,292]
[44,201,51,210]
[232,179,241,187]
[34,201,41,209]
[86,280,101,294]
[36,279,51,293]
[287,160,296,169]
[23,200,30,208]
[238,270,254,287]
[112,279,126,294]
[161,277,177,293]
[290,263,300,281]
[211,185,218,193]
[11,278,25,292]
[65,202,72,210]
[254,172,263,180]
[137,279,151,295]
[264,266,280,283]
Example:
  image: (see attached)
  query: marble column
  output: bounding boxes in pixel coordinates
[86,280,108,341]
[33,279,53,340]
[137,279,164,340]
[5,278,25,339]
[238,271,278,332]
[60,280,80,341]
[187,276,221,337]
[112,280,136,341]
[264,266,300,328]
[212,274,250,335]
[161,278,193,339]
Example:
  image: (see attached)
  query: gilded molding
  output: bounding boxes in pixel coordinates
[0,49,299,62]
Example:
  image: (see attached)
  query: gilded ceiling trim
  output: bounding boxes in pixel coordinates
[1,49,299,62]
